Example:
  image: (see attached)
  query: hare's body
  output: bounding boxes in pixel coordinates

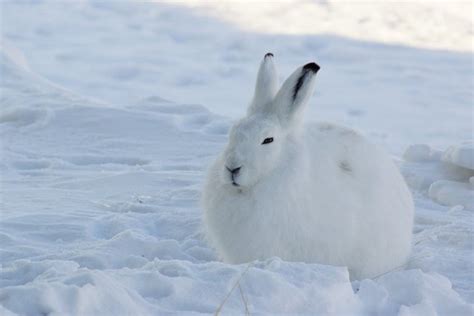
[202,54,414,280]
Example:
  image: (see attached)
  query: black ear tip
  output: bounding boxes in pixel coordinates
[264,52,274,58]
[303,62,320,73]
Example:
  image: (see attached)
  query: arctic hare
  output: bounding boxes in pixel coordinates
[202,53,414,280]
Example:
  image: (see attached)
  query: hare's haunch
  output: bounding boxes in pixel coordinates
[202,54,414,280]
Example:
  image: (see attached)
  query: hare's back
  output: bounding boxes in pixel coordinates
[306,122,376,165]
[305,122,403,191]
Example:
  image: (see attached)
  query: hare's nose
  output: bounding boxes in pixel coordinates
[226,166,242,175]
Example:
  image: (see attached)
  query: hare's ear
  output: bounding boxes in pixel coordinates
[247,53,278,115]
[273,62,320,126]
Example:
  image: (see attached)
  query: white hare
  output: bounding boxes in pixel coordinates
[202,53,414,280]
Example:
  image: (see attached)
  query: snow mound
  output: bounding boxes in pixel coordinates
[0,258,362,315]
[403,143,474,210]
[442,142,474,170]
[403,144,439,162]
[401,143,474,302]
[357,270,472,315]
[429,180,474,211]
[2,258,472,315]
[0,107,53,126]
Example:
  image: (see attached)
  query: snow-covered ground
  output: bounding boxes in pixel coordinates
[1,1,473,315]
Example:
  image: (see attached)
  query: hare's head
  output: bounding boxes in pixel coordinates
[222,53,320,188]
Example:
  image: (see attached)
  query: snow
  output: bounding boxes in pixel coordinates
[403,143,474,211]
[171,0,473,52]
[443,142,474,170]
[1,0,473,315]
[1,0,471,153]
[429,180,474,211]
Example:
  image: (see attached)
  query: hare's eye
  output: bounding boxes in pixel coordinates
[261,137,274,145]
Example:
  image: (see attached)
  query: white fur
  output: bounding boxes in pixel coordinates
[202,54,414,280]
